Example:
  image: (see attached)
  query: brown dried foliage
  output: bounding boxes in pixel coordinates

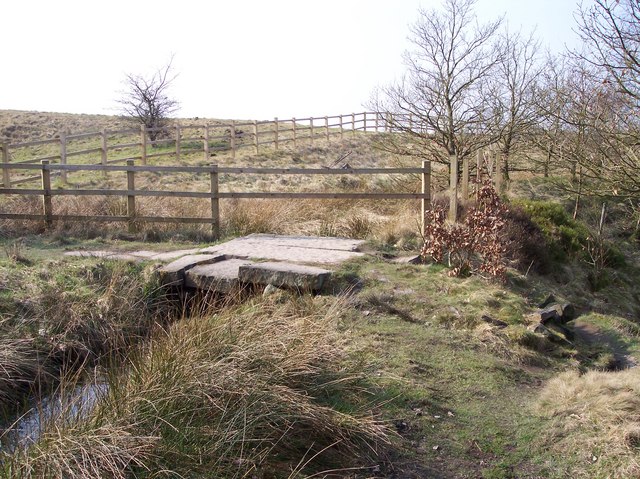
[421,182,508,280]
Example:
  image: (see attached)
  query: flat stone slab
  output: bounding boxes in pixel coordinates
[159,253,227,286]
[64,250,143,262]
[185,259,254,293]
[146,249,201,261]
[200,234,365,264]
[64,248,200,262]
[238,262,332,291]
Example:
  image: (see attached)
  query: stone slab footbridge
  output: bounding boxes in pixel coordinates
[65,234,407,293]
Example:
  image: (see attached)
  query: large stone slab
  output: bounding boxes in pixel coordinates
[147,249,201,261]
[64,250,143,262]
[159,253,227,286]
[238,262,332,291]
[185,259,254,293]
[200,234,365,264]
[64,248,200,262]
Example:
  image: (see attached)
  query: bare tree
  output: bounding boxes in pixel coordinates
[569,0,640,199]
[576,0,640,104]
[488,28,542,180]
[533,55,596,183]
[118,59,179,145]
[371,0,503,167]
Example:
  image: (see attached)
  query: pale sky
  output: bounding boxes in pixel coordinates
[1,0,583,120]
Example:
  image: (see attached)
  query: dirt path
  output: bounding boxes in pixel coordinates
[572,319,637,369]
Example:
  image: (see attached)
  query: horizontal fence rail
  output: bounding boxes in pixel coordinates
[0,160,432,238]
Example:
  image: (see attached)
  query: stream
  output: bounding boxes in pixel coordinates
[0,381,108,453]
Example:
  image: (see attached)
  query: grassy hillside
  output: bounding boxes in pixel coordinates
[0,110,639,478]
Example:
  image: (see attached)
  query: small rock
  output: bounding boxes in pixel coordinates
[394,420,409,432]
[392,255,422,265]
[433,445,439,451]
[539,294,557,308]
[263,284,280,297]
[447,411,455,417]
[561,303,577,322]
[540,305,563,325]
[434,415,441,419]
[481,315,508,329]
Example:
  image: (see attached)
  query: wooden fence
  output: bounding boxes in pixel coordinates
[0,112,402,188]
[0,160,432,239]
[0,110,507,230]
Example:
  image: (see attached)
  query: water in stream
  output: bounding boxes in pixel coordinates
[0,381,108,453]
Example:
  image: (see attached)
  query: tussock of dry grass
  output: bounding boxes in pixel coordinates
[535,368,640,477]
[4,296,388,477]
[1,190,422,246]
[0,339,50,409]
[0,260,168,415]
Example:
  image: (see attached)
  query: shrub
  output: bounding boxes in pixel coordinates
[421,183,508,279]
[511,200,589,260]
[501,205,552,274]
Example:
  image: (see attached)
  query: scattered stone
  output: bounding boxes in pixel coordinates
[447,411,455,417]
[238,262,332,291]
[392,255,422,265]
[432,445,439,451]
[536,303,578,340]
[538,294,557,308]
[481,315,508,329]
[262,284,284,297]
[540,305,563,325]
[394,420,409,433]
[561,303,577,322]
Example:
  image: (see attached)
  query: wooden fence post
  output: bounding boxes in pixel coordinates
[41,160,53,228]
[375,112,380,132]
[230,121,236,159]
[363,112,367,132]
[204,124,210,161]
[339,115,344,140]
[462,155,469,200]
[100,130,108,177]
[449,154,458,223]
[59,131,67,184]
[494,151,502,193]
[421,160,431,238]
[351,113,356,137]
[274,117,279,150]
[2,142,9,188]
[309,118,314,144]
[126,160,136,233]
[292,117,297,148]
[409,113,414,132]
[476,149,482,203]
[210,163,220,239]
[253,120,259,154]
[325,116,329,141]
[175,124,181,161]
[386,112,392,132]
[140,125,147,165]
